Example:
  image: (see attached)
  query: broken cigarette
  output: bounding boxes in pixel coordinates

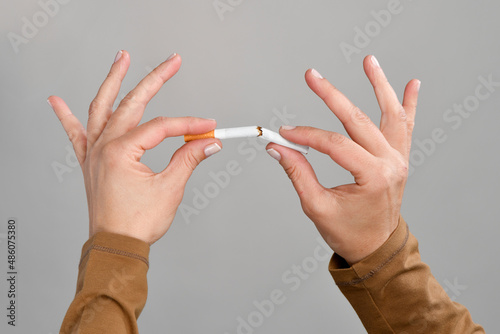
[184,126,309,154]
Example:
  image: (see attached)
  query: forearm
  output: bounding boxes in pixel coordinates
[60,232,150,334]
[329,217,484,333]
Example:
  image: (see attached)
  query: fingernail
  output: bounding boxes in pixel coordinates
[204,143,221,158]
[47,99,53,109]
[207,118,216,122]
[167,53,177,61]
[114,50,123,63]
[281,125,296,131]
[371,55,380,68]
[416,80,421,91]
[267,148,281,162]
[311,68,323,79]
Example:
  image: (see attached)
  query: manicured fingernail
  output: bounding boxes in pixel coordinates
[204,143,221,157]
[311,68,323,79]
[266,148,281,162]
[281,125,296,131]
[416,80,421,91]
[167,53,177,61]
[114,50,123,63]
[371,55,380,68]
[46,99,53,109]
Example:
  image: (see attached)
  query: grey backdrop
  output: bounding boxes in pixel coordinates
[1,0,499,333]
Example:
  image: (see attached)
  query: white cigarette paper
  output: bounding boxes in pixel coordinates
[214,126,259,140]
[185,126,309,154]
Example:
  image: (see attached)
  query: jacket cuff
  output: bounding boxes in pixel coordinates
[76,232,150,295]
[79,232,150,269]
[329,216,409,286]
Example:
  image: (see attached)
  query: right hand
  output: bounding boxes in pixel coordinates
[266,56,420,264]
[48,51,222,244]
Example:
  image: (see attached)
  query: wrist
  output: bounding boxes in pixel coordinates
[342,216,400,265]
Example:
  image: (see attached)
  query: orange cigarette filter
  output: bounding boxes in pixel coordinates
[184,130,215,142]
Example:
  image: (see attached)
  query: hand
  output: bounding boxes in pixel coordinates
[266,56,420,264]
[48,51,222,245]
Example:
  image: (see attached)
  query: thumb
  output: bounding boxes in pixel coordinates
[162,139,222,187]
[266,143,324,209]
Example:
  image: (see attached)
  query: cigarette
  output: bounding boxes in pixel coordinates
[184,126,309,154]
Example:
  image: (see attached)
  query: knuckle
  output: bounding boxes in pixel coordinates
[100,141,122,161]
[300,126,315,140]
[67,130,79,143]
[406,119,415,133]
[284,164,301,184]
[89,99,104,116]
[372,166,392,192]
[302,198,322,219]
[182,151,201,171]
[372,159,408,191]
[397,105,408,121]
[106,69,116,80]
[350,106,371,124]
[302,202,316,219]
[100,142,114,157]
[150,69,166,85]
[86,126,103,141]
[119,94,141,109]
[151,116,168,125]
[327,132,348,146]
[301,190,329,219]
[394,158,409,182]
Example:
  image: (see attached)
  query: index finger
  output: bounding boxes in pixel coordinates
[279,126,376,183]
[119,117,217,158]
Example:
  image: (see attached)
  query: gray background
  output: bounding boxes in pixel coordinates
[1,0,499,332]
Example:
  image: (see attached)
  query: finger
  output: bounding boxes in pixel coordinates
[305,68,390,157]
[47,96,87,165]
[118,116,217,161]
[402,79,421,158]
[265,142,324,202]
[363,55,408,155]
[162,139,222,190]
[103,54,182,142]
[279,126,377,183]
[87,50,131,149]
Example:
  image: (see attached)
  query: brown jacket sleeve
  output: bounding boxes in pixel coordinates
[60,232,150,334]
[329,217,484,333]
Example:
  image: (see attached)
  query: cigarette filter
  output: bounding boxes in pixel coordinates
[184,126,309,154]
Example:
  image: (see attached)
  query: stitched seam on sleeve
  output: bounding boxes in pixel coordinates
[79,245,149,267]
[360,281,396,333]
[336,224,409,287]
